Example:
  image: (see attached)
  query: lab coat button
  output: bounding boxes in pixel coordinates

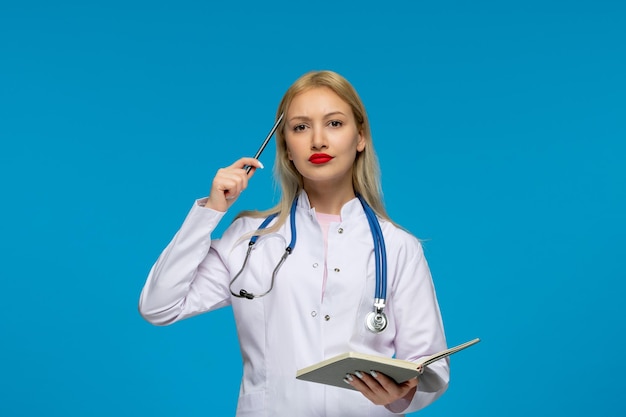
[334,268,340,273]
[324,315,331,321]
[311,311,317,317]
[313,263,319,268]
[337,228,344,234]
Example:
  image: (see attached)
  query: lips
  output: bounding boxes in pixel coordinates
[309,153,333,164]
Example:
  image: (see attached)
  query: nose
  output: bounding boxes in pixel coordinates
[310,126,328,151]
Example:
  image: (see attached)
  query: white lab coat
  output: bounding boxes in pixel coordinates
[139,192,449,416]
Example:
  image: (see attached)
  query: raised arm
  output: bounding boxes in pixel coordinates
[138,157,263,325]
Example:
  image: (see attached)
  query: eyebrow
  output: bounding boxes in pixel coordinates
[288,111,347,123]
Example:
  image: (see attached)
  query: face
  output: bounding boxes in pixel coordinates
[284,87,365,190]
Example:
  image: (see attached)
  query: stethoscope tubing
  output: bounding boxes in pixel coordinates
[230,198,297,299]
[229,194,388,333]
[357,195,387,302]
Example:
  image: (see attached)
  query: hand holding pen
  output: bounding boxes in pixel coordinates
[204,113,283,212]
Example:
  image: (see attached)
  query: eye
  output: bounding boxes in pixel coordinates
[292,124,307,132]
[329,120,343,128]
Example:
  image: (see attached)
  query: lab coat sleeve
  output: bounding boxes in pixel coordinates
[138,199,233,326]
[385,235,449,414]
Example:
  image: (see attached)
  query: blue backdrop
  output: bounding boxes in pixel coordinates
[1,1,624,416]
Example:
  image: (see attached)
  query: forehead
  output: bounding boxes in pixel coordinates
[287,87,352,116]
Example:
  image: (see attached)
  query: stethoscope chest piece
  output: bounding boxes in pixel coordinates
[365,310,388,333]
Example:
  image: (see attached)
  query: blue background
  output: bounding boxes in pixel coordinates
[1,1,624,416]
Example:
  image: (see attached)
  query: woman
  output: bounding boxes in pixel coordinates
[139,70,449,416]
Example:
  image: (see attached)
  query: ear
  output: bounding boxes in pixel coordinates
[356,130,366,152]
[287,147,293,161]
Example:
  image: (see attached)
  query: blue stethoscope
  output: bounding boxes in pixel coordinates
[229,193,389,333]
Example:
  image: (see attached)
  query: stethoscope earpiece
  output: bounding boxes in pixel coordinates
[239,289,255,300]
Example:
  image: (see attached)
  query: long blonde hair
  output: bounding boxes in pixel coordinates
[236,70,390,231]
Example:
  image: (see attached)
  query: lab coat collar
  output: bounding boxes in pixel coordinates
[296,190,367,221]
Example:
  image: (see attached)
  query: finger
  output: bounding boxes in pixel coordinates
[368,370,403,392]
[216,164,255,192]
[204,158,264,211]
[348,371,418,406]
[352,371,384,396]
[216,171,248,193]
[354,371,383,392]
[206,173,246,210]
[345,373,377,398]
[230,157,265,175]
[345,372,388,405]
[213,177,243,201]
[219,157,264,193]
[372,370,418,394]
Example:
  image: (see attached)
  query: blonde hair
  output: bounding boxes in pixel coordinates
[236,70,390,231]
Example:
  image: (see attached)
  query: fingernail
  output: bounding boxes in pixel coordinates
[369,370,378,378]
[343,377,352,385]
[345,373,354,382]
[258,161,264,169]
[355,371,364,379]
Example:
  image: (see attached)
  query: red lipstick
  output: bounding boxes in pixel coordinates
[309,153,333,164]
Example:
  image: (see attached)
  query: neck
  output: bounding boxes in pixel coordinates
[303,179,356,215]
